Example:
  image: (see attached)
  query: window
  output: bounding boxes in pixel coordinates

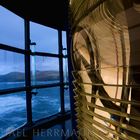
[30,22,58,54]
[0,50,25,90]
[31,57,59,85]
[64,87,70,110]
[0,92,26,137]
[0,6,24,49]
[32,87,60,121]
[0,6,70,138]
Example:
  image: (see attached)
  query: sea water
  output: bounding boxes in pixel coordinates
[0,82,70,137]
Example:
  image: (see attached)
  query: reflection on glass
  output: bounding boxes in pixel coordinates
[0,50,25,89]
[31,57,59,85]
[32,87,60,121]
[30,22,58,54]
[0,92,26,138]
[0,6,24,49]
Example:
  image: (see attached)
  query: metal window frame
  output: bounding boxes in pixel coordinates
[0,18,70,132]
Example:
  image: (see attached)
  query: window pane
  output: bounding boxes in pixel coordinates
[31,57,59,85]
[32,87,60,121]
[65,87,70,111]
[62,31,67,51]
[62,32,68,83]
[30,22,58,54]
[0,6,24,49]
[63,58,69,83]
[0,92,26,138]
[0,50,25,89]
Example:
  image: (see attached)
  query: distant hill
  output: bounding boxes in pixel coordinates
[35,70,59,81]
[0,71,59,82]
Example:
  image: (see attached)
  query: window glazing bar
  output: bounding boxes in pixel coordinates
[31,52,60,57]
[0,43,26,54]
[58,30,65,114]
[0,82,69,96]
[0,87,26,96]
[31,83,62,89]
[24,19,32,124]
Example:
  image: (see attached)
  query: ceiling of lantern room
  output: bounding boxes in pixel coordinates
[0,0,68,31]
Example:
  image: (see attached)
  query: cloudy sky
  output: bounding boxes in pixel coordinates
[0,6,66,75]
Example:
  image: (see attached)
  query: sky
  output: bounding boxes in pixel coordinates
[0,6,66,75]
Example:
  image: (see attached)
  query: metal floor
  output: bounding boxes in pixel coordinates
[7,119,73,140]
[31,119,72,140]
[2,112,73,140]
